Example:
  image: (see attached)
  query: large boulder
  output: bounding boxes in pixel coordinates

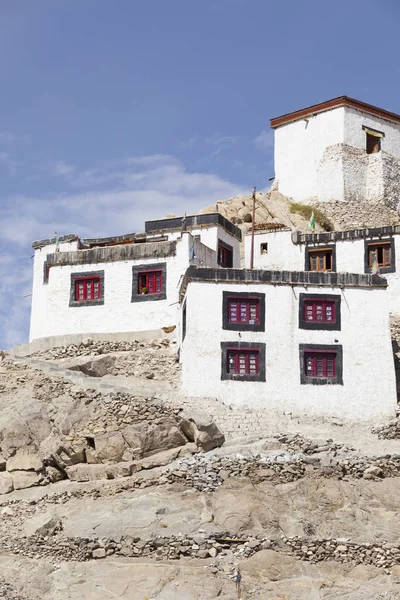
[178,409,225,452]
[6,446,44,472]
[120,419,187,460]
[94,431,126,463]
[11,471,40,490]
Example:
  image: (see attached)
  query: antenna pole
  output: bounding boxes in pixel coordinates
[250,187,256,269]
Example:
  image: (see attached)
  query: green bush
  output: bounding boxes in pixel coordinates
[289,203,333,232]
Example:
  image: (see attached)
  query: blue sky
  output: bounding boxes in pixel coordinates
[1,0,400,347]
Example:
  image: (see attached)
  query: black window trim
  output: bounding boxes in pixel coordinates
[364,237,395,275]
[131,262,167,303]
[299,343,343,386]
[222,291,265,332]
[305,244,336,273]
[298,293,341,331]
[69,270,105,307]
[221,341,266,382]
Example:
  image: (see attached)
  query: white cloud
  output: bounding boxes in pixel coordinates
[0,154,246,349]
[53,160,75,177]
[254,129,274,151]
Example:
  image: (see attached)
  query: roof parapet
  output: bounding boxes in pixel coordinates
[292,225,400,245]
[179,266,387,301]
[145,212,242,241]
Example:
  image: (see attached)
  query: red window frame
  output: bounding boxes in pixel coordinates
[227,349,259,376]
[227,297,260,325]
[304,350,336,378]
[218,241,233,268]
[74,276,101,302]
[137,270,162,295]
[304,298,335,324]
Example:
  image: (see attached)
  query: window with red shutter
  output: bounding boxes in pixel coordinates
[304,351,336,378]
[299,294,340,331]
[300,344,343,385]
[227,349,259,376]
[304,299,335,323]
[221,342,266,382]
[137,270,163,295]
[70,271,104,307]
[228,298,259,325]
[74,277,101,302]
[223,292,265,332]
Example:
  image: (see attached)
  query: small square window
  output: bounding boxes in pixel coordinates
[299,344,343,385]
[70,271,104,307]
[260,242,268,254]
[228,298,259,325]
[221,342,266,382]
[366,133,381,154]
[299,294,340,331]
[227,349,259,375]
[364,238,395,275]
[131,262,166,302]
[222,292,265,331]
[75,277,101,301]
[308,248,332,272]
[137,270,162,295]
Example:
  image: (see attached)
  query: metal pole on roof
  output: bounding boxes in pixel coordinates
[250,187,256,269]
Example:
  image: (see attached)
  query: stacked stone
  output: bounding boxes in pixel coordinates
[4,526,400,570]
[282,536,400,568]
[30,338,174,361]
[372,418,400,440]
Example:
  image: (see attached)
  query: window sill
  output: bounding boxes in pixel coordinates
[69,299,104,308]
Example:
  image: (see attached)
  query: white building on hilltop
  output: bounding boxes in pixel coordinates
[179,267,396,421]
[29,213,241,342]
[26,95,400,422]
[271,96,400,206]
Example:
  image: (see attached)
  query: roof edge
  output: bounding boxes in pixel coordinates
[270,96,400,129]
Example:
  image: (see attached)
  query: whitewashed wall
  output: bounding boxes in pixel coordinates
[181,281,396,421]
[244,230,400,314]
[29,233,210,341]
[244,231,304,270]
[153,225,241,268]
[274,107,345,202]
[344,108,400,157]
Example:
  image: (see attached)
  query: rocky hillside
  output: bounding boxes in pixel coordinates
[1,339,400,598]
[199,183,400,234]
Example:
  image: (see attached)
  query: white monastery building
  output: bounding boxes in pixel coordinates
[30,214,241,341]
[28,95,400,422]
[179,267,395,421]
[272,96,400,206]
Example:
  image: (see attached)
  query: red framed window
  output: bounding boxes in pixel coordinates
[75,277,101,302]
[138,270,162,295]
[218,241,233,268]
[227,349,259,375]
[228,298,259,324]
[304,299,335,323]
[304,350,336,378]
